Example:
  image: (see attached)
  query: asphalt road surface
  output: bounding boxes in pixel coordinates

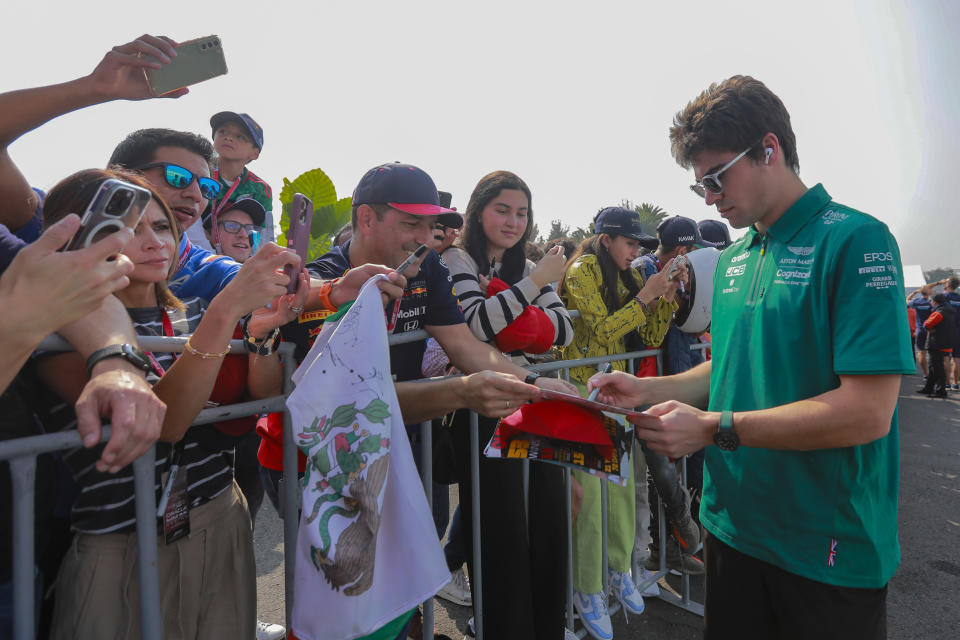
[254,373,960,639]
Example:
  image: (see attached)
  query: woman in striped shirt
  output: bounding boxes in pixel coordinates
[35,168,305,640]
[441,170,573,640]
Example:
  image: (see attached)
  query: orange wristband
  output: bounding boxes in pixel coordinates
[318,278,340,312]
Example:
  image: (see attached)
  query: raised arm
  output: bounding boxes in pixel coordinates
[0,35,185,229]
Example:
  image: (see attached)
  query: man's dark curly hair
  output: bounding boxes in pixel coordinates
[669,75,799,174]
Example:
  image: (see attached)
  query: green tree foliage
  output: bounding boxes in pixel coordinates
[618,199,669,236]
[547,219,570,241]
[277,168,352,261]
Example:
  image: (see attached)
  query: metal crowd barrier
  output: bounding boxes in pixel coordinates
[1,336,292,640]
[4,330,708,640]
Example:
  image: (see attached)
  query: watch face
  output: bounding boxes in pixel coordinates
[714,430,739,451]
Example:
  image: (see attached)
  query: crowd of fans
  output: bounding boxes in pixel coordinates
[1,33,914,640]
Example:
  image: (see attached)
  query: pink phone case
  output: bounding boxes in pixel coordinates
[284,193,314,293]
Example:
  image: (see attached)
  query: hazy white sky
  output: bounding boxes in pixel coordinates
[5,0,957,269]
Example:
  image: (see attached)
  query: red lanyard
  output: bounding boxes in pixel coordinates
[144,309,178,378]
[210,168,242,250]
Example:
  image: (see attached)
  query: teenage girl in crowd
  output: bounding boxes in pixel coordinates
[559,206,682,640]
[441,170,573,639]
[35,169,306,639]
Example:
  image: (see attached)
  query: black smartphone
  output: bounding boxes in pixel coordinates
[64,179,152,251]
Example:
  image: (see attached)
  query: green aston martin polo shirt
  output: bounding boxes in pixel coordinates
[702,183,914,588]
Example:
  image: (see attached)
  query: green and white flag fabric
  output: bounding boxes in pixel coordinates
[288,275,449,640]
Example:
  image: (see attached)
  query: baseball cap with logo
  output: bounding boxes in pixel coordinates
[593,207,659,250]
[210,111,264,150]
[698,219,732,249]
[353,163,463,229]
[657,216,716,249]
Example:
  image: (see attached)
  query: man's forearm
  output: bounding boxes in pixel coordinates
[0,76,109,228]
[647,359,712,408]
[732,374,900,450]
[395,378,464,424]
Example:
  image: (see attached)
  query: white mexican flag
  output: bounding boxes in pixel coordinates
[287,275,449,640]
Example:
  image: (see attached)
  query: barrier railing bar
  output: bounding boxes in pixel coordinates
[133,448,162,640]
[281,345,299,630]
[10,456,36,640]
[37,334,250,355]
[420,421,434,640]
[469,410,484,640]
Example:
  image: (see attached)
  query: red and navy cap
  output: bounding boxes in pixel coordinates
[210,111,264,150]
[352,163,463,229]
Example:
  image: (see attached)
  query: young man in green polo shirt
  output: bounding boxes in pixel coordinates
[589,75,913,639]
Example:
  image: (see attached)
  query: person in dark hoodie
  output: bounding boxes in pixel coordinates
[918,292,956,398]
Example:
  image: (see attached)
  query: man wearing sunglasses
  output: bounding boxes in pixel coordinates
[590,76,913,639]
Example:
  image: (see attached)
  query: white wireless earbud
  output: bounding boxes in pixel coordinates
[764,148,773,165]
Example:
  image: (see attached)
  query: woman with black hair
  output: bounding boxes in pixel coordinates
[441,170,573,639]
[560,206,681,640]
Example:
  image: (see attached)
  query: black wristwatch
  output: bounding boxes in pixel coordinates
[524,372,541,386]
[713,410,740,451]
[85,343,152,377]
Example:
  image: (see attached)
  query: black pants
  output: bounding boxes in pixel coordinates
[925,349,947,393]
[234,429,265,526]
[704,535,887,640]
[456,413,567,640]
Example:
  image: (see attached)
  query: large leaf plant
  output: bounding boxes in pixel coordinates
[277,168,352,262]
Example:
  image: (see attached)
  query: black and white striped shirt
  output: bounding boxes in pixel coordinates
[37,297,237,534]
[441,248,573,360]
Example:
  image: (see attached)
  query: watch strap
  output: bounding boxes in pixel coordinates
[524,372,541,385]
[85,344,152,377]
[720,410,734,430]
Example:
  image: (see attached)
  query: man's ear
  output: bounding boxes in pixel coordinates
[355,204,377,233]
[249,148,261,162]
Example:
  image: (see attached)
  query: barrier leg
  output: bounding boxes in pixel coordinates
[10,456,35,640]
[282,352,299,629]
[469,411,483,639]
[564,468,575,631]
[420,422,434,640]
[133,448,163,640]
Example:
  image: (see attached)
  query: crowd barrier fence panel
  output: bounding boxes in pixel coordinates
[7,328,707,640]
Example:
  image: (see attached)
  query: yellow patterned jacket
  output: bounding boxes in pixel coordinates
[560,254,677,386]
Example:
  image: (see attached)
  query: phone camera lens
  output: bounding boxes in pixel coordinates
[105,190,134,216]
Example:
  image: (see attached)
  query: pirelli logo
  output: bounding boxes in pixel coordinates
[298,310,333,323]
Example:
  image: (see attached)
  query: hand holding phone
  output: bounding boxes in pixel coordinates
[64,179,152,252]
[143,35,228,95]
[284,194,314,293]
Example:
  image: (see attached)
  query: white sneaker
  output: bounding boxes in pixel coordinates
[573,590,613,640]
[609,571,645,616]
[632,564,661,597]
[256,619,286,640]
[436,567,472,606]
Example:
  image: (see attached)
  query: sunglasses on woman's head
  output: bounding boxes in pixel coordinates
[136,162,222,199]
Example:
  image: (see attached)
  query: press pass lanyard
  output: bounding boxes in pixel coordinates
[210,168,242,251]
[148,309,186,519]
